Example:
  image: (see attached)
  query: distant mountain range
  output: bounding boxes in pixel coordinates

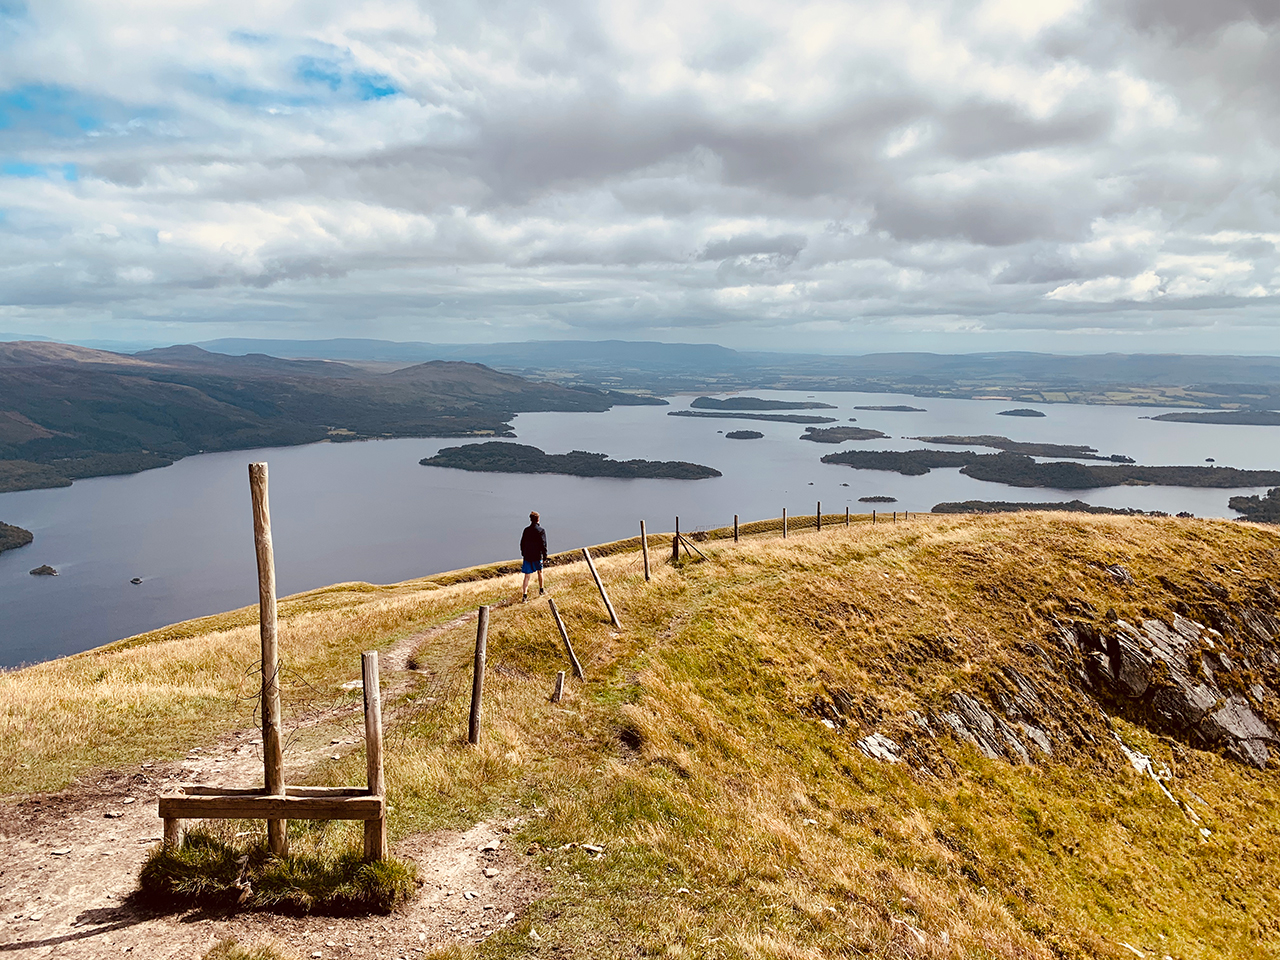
[196,337,1280,409]
[0,341,660,493]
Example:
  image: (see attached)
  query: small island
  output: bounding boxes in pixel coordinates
[1229,487,1280,523]
[799,426,889,443]
[854,405,926,412]
[859,495,897,503]
[1,520,34,554]
[669,410,837,424]
[911,435,1134,462]
[421,441,721,479]
[691,396,836,411]
[29,564,57,576]
[997,408,1046,418]
[1149,410,1280,426]
[725,430,764,440]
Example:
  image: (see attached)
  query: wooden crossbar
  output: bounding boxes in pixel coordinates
[171,785,369,798]
[159,792,384,821]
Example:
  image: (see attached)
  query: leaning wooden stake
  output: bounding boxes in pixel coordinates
[548,597,584,679]
[551,670,565,702]
[783,508,788,538]
[583,547,622,629]
[640,520,650,581]
[249,462,288,857]
[733,514,739,542]
[361,651,387,861]
[468,606,489,746]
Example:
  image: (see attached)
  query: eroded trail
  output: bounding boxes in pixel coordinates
[0,601,539,960]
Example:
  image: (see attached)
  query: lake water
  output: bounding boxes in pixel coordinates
[2,390,1276,667]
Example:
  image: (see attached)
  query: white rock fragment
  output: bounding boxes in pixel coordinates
[856,732,901,763]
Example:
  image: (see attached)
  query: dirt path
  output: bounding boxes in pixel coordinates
[0,603,541,960]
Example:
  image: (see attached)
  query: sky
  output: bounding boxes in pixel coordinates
[1,0,1278,355]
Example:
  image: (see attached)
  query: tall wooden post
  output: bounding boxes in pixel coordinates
[817,502,821,533]
[468,606,489,746]
[640,520,650,581]
[361,651,387,861]
[733,514,739,542]
[583,547,622,629]
[548,597,584,678]
[673,517,680,563]
[783,508,788,538]
[249,462,287,857]
[873,510,876,525]
[845,507,849,526]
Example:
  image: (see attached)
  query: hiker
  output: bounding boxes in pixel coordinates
[520,510,548,601]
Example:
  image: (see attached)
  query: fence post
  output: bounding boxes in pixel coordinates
[894,511,897,523]
[640,520,650,581]
[817,501,821,533]
[734,514,739,542]
[673,517,680,563]
[362,651,387,862]
[583,547,622,629]
[873,510,876,525]
[551,670,565,702]
[548,597,584,678]
[783,508,788,538]
[468,606,489,746]
[845,507,849,526]
[248,462,287,858]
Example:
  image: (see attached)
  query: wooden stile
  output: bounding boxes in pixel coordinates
[468,607,489,746]
[548,597,584,678]
[640,520,650,581]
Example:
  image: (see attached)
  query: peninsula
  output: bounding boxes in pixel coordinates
[911,435,1134,462]
[0,520,33,553]
[1229,487,1280,523]
[0,340,663,494]
[1149,410,1280,426]
[421,441,721,479]
[799,426,889,443]
[690,396,836,411]
[821,448,1280,490]
[669,410,837,424]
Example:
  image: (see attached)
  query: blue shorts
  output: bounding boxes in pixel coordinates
[522,559,543,574]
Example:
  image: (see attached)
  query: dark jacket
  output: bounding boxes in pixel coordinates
[520,522,548,562]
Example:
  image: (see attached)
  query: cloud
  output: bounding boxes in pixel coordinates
[0,0,1276,352]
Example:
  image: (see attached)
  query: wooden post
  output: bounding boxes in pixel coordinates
[845,507,849,526]
[163,817,184,849]
[640,520,650,581]
[783,508,788,538]
[468,606,489,746]
[873,510,876,525]
[551,670,565,703]
[583,547,622,629]
[817,502,821,533]
[249,462,287,857]
[361,651,387,862]
[548,597,584,679]
[673,516,680,563]
[894,511,897,523]
[733,514,739,542]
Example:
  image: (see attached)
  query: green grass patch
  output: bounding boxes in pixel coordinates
[138,827,418,915]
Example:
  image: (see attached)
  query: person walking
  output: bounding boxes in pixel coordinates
[520,510,548,601]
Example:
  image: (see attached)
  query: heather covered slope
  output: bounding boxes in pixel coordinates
[3,514,1279,958]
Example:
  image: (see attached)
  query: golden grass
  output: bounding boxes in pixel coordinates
[5,513,1280,958]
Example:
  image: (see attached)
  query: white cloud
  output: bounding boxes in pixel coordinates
[0,0,1277,351]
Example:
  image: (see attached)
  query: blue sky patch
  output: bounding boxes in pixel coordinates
[1,161,77,180]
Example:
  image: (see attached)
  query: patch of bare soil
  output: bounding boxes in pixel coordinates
[0,604,540,960]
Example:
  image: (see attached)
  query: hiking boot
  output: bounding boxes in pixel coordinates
[521,593,527,603]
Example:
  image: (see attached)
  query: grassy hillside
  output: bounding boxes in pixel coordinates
[4,514,1279,958]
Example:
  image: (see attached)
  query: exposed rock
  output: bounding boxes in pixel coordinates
[29,564,57,576]
[856,733,901,763]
